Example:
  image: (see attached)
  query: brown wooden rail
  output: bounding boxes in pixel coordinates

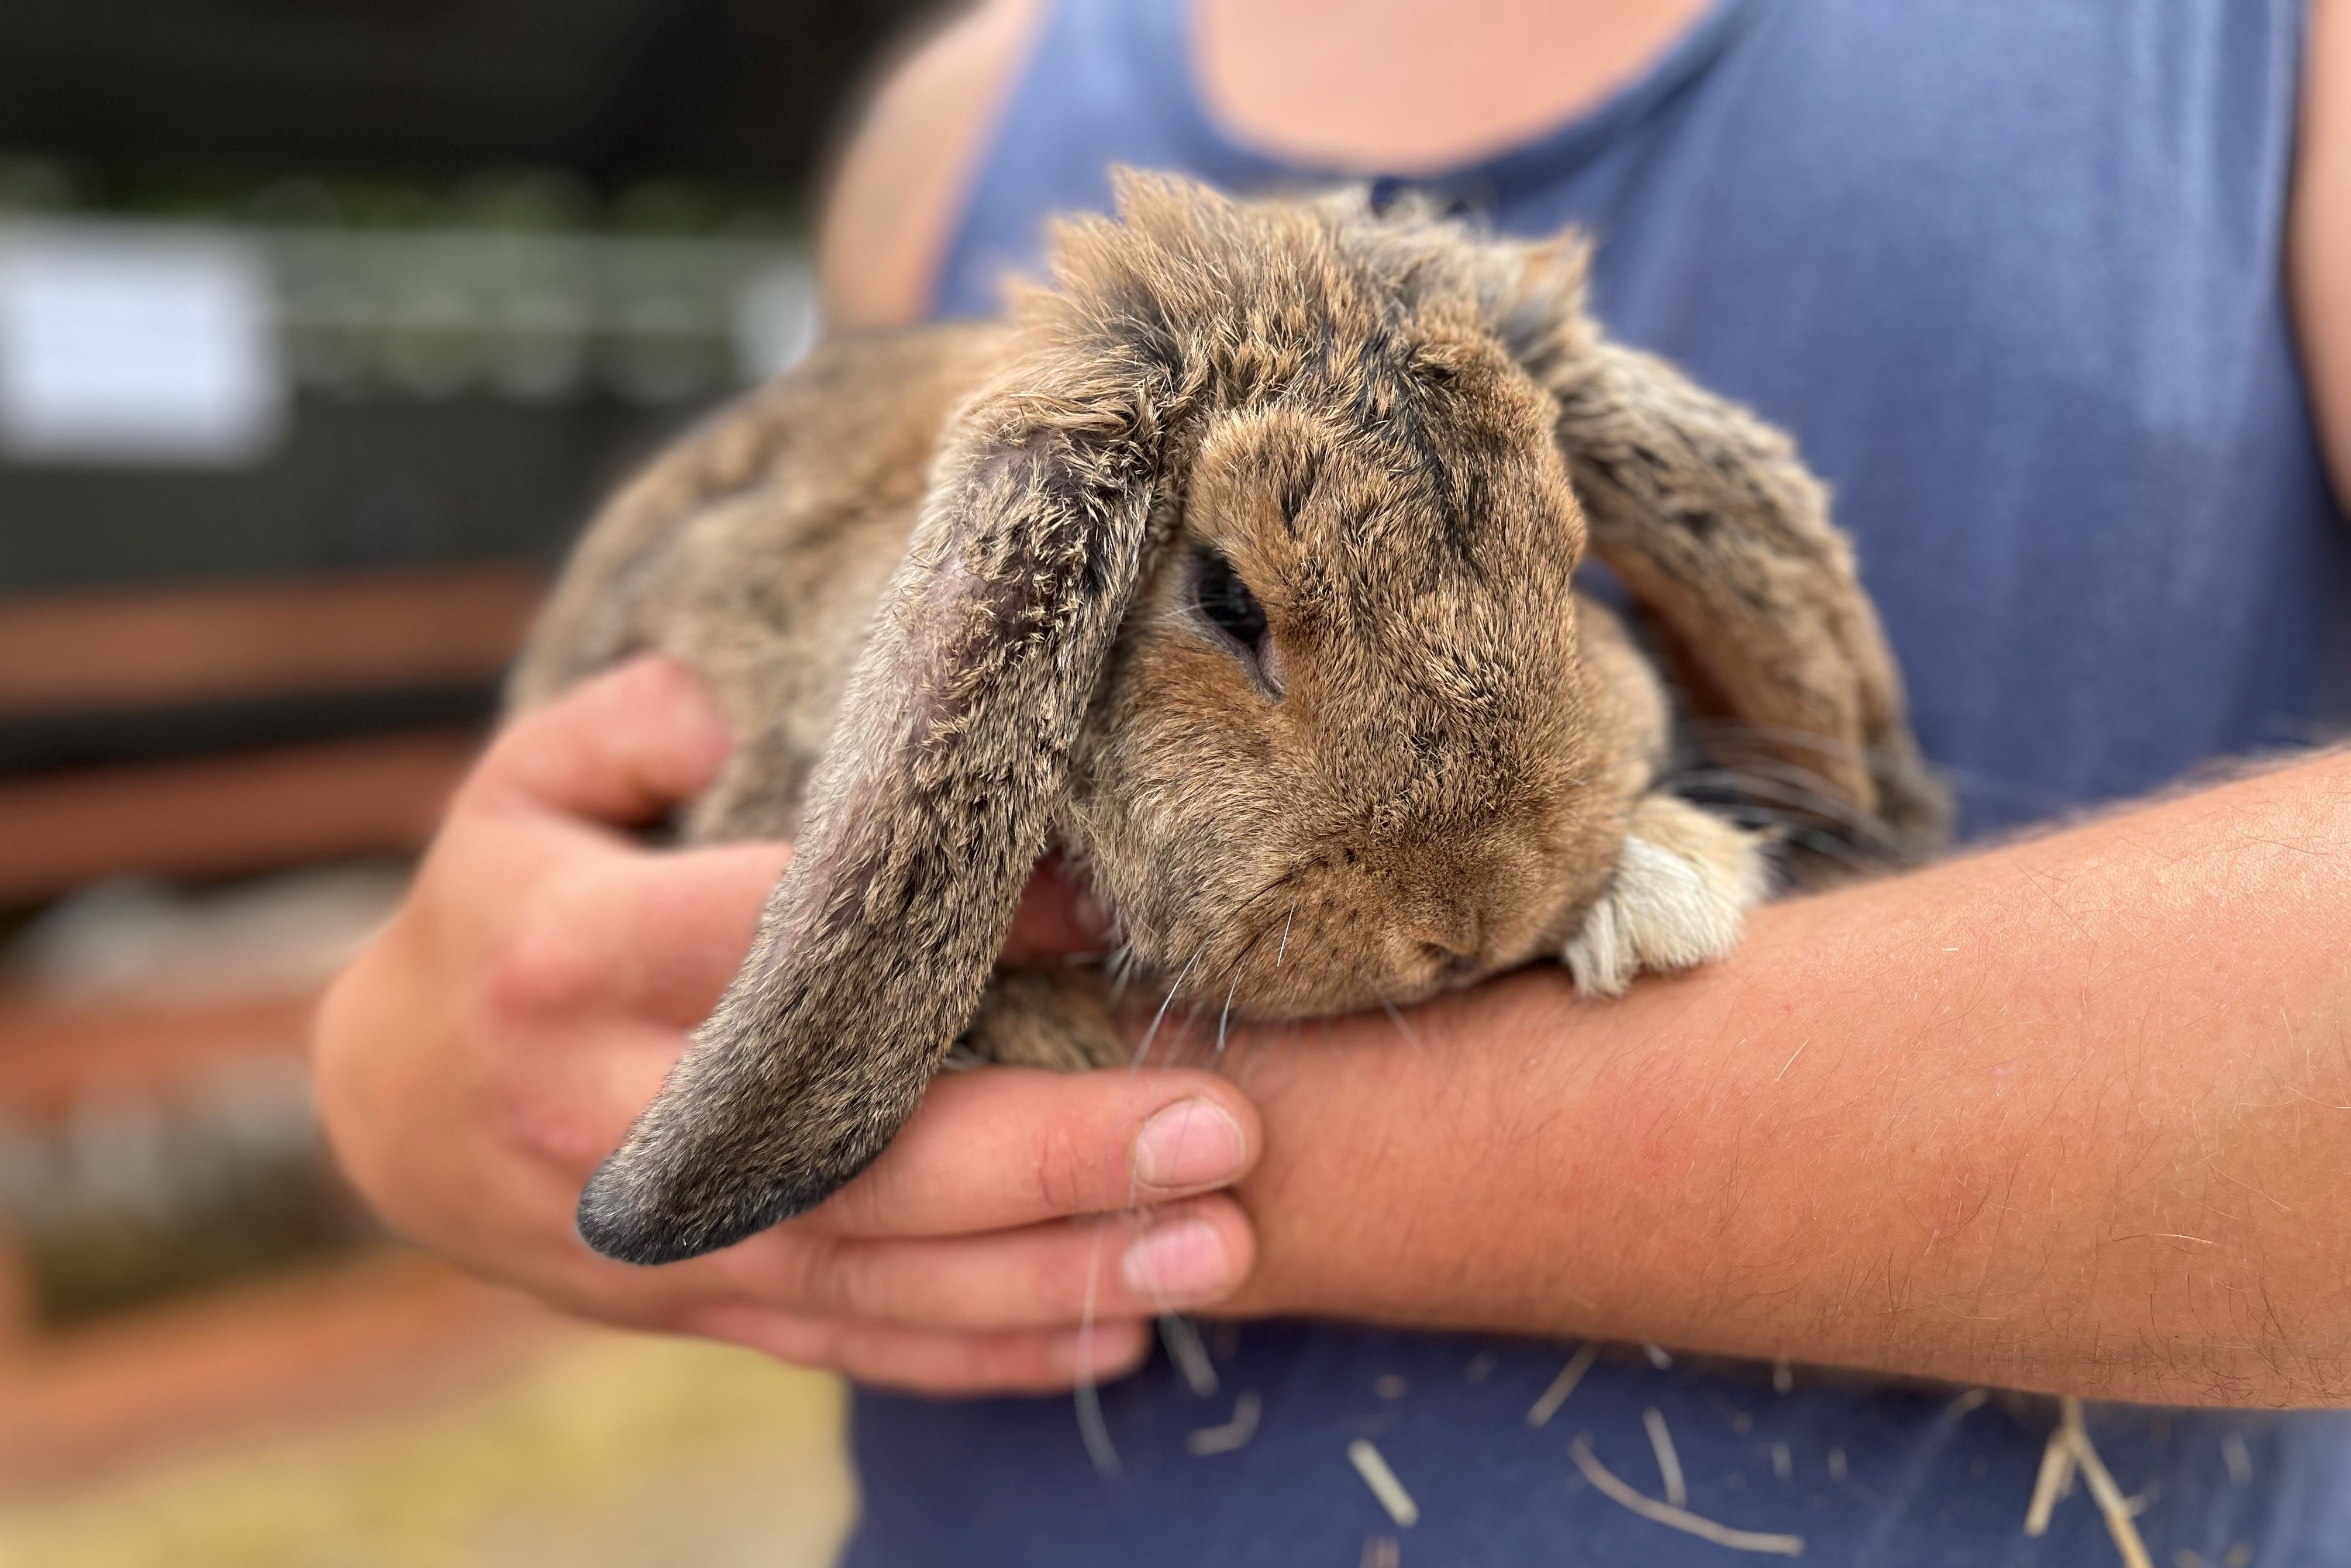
[0,732,475,902]
[0,568,544,718]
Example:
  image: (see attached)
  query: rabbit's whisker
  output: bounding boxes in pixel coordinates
[1701,803,1881,873]
[1081,933,1217,1477]
[1133,945,1206,1071]
[1680,717,1909,772]
[1204,909,1295,1065]
[1692,714,2064,818]
[1215,963,1244,1063]
[1671,765,1894,845]
[1075,1223,1122,1479]
[1673,760,1876,821]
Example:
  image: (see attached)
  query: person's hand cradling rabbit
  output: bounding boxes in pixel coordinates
[313,655,1260,1393]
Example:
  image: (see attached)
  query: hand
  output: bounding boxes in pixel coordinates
[312,657,1263,1394]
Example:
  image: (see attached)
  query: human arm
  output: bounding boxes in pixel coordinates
[1214,749,2351,1407]
[311,658,1259,1394]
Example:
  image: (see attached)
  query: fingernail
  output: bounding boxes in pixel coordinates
[1049,1321,1146,1377]
[1133,1098,1247,1190]
[1120,1218,1233,1304]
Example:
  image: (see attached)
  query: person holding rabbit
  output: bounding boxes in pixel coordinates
[316,0,2351,1560]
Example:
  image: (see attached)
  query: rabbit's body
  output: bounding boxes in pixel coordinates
[518,174,1944,1266]
[515,324,1014,843]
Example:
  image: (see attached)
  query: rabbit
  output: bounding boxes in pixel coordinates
[509,171,1946,1267]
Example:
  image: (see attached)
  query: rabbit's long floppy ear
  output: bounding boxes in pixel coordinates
[1487,238,1947,869]
[576,371,1177,1265]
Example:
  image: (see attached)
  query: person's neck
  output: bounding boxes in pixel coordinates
[1192,0,1716,174]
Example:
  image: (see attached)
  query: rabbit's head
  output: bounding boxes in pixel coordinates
[1047,215,1652,1020]
[578,173,1939,1264]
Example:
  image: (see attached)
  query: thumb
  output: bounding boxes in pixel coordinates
[468,656,733,828]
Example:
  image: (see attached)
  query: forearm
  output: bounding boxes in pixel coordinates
[1228,752,2351,1407]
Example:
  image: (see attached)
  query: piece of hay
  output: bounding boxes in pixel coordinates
[1569,1435,1804,1556]
[1526,1343,1598,1429]
[1708,1391,1755,1436]
[2221,1431,2252,1486]
[2023,1425,2075,1537]
[1359,1535,1401,1568]
[1347,1439,1419,1528]
[1159,1315,1218,1398]
[2062,1397,2153,1568]
[1643,1407,1688,1507]
[1185,1391,1261,1457]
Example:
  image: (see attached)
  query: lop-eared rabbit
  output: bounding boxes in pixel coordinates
[512,173,1945,1266]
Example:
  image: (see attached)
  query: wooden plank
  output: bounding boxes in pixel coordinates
[0,568,544,718]
[0,732,474,901]
[0,991,316,1123]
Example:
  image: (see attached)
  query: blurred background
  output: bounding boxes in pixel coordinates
[0,2,934,1561]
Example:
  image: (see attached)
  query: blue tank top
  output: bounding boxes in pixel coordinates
[850,2,2351,1563]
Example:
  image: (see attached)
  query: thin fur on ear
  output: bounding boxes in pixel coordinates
[1481,236,1947,866]
[575,369,1176,1264]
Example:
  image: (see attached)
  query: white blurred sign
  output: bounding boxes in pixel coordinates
[0,228,284,465]
[732,256,819,381]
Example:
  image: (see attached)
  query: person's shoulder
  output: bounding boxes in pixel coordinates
[2293,0,2351,505]
[819,0,1048,330]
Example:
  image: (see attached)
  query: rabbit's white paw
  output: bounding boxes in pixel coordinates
[1563,795,1767,997]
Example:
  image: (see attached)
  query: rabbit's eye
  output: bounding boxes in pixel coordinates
[1190,547,1280,692]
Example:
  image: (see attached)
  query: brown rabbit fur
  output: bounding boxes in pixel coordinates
[511,171,1945,1266]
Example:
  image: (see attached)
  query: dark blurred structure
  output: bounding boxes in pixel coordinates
[0,0,932,851]
[0,0,934,591]
[0,0,932,1504]
[0,0,930,188]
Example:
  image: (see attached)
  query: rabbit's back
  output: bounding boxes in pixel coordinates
[511,322,1011,838]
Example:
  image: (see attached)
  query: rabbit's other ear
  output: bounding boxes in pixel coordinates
[1552,337,1947,866]
[576,377,1173,1266]
[1480,237,1947,867]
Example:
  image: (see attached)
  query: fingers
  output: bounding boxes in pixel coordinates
[684,1304,1150,1395]
[718,1194,1253,1331]
[468,656,732,826]
[804,1067,1260,1239]
[485,840,793,1032]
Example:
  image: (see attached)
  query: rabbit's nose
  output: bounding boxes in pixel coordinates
[1419,940,1483,978]
[1411,912,1485,975]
